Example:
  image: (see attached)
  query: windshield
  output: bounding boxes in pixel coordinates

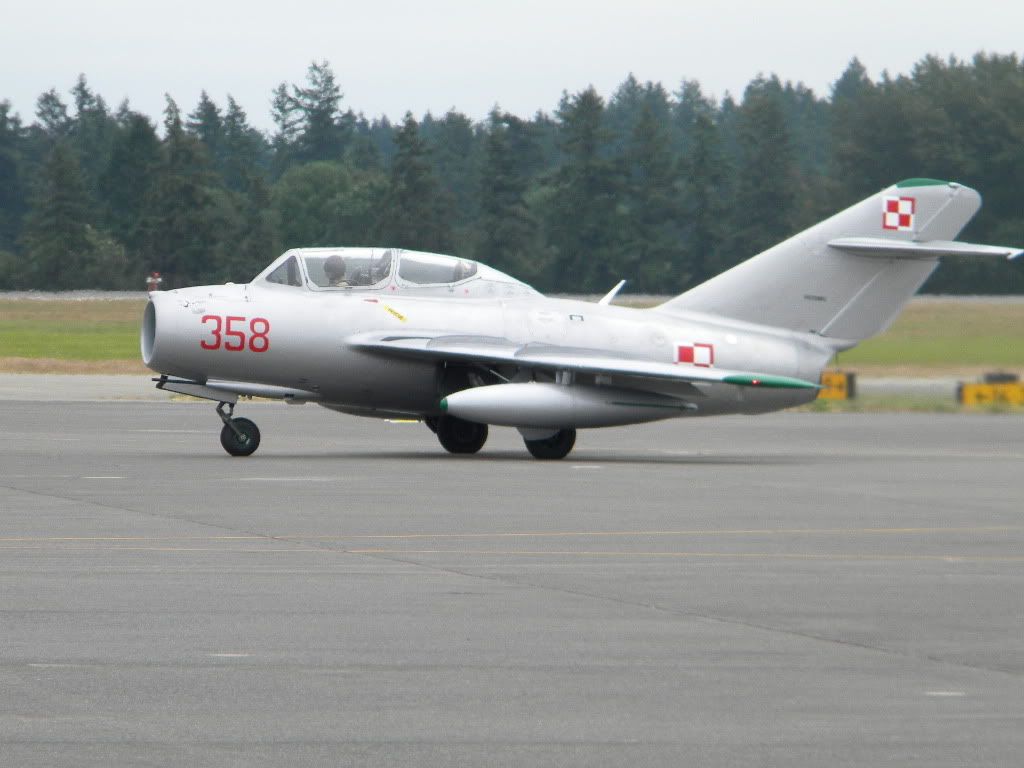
[264,255,303,287]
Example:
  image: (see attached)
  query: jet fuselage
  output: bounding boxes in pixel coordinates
[143,282,831,419]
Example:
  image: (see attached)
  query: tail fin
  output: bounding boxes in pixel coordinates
[657,180,1021,343]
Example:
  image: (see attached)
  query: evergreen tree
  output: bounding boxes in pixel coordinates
[606,75,672,156]
[672,80,716,156]
[366,116,397,166]
[270,82,300,175]
[68,75,117,199]
[221,96,270,191]
[271,61,350,170]
[680,113,729,285]
[272,161,382,247]
[345,113,383,171]
[0,100,27,254]
[21,141,90,285]
[377,113,453,252]
[34,88,71,139]
[545,87,623,292]
[830,71,925,199]
[138,96,233,284]
[476,109,545,281]
[726,78,798,261]
[186,91,224,161]
[20,142,117,288]
[220,170,280,280]
[420,109,480,228]
[99,111,161,253]
[621,102,682,291]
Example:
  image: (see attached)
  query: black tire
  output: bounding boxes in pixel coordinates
[524,428,576,460]
[220,417,261,457]
[436,415,488,454]
[424,416,439,434]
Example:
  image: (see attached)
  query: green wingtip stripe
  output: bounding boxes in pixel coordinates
[439,398,448,411]
[895,178,951,188]
[722,375,820,390]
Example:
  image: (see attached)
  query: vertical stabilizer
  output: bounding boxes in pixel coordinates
[656,180,985,342]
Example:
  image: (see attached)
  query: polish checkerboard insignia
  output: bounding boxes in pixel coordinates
[676,342,714,367]
[882,196,915,231]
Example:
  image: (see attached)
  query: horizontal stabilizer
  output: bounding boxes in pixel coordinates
[828,237,1023,260]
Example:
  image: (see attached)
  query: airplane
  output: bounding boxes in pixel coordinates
[141,179,1021,459]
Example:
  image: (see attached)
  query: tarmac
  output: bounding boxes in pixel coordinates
[1,391,1023,767]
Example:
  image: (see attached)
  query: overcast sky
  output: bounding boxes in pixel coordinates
[4,0,1023,132]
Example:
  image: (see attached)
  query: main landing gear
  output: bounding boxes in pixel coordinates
[426,417,576,460]
[523,428,576,460]
[432,414,489,454]
[217,401,261,457]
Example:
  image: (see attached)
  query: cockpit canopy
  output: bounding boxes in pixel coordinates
[255,247,537,298]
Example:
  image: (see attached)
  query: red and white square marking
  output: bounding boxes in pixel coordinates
[676,342,714,367]
[882,196,915,231]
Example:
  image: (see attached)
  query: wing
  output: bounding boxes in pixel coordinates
[346,331,819,390]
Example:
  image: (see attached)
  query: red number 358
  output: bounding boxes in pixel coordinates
[200,315,271,352]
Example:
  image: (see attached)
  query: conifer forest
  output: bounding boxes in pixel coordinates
[1,54,1022,293]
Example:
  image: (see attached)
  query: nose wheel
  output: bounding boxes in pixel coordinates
[217,402,261,456]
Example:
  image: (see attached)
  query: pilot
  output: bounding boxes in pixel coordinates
[324,255,350,287]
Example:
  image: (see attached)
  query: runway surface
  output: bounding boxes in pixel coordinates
[1,399,1023,767]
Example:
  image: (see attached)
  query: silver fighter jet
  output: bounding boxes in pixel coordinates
[142,179,1021,458]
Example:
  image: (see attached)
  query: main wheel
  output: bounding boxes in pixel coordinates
[524,428,576,460]
[436,415,488,454]
[220,417,261,457]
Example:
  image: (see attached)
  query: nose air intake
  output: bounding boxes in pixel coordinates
[141,300,157,366]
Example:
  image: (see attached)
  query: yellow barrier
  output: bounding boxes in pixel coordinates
[958,382,1024,406]
[818,371,856,400]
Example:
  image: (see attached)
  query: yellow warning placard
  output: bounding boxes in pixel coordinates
[818,371,855,400]
[959,383,1024,406]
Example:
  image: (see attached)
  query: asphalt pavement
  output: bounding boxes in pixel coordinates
[1,398,1022,767]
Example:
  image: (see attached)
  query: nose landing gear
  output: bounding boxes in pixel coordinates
[217,401,261,456]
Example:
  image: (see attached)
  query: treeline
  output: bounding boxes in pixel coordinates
[1,54,1023,294]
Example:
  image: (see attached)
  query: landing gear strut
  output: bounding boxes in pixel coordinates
[217,401,261,457]
[435,414,488,454]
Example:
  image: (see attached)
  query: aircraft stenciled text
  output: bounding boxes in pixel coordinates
[200,315,271,352]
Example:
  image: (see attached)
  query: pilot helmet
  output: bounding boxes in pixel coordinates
[324,255,346,279]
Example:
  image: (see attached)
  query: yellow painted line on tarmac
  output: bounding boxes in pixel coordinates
[0,546,330,553]
[0,542,1021,561]
[276,528,1024,544]
[0,535,267,542]
[0,525,1021,544]
[347,549,1024,562]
